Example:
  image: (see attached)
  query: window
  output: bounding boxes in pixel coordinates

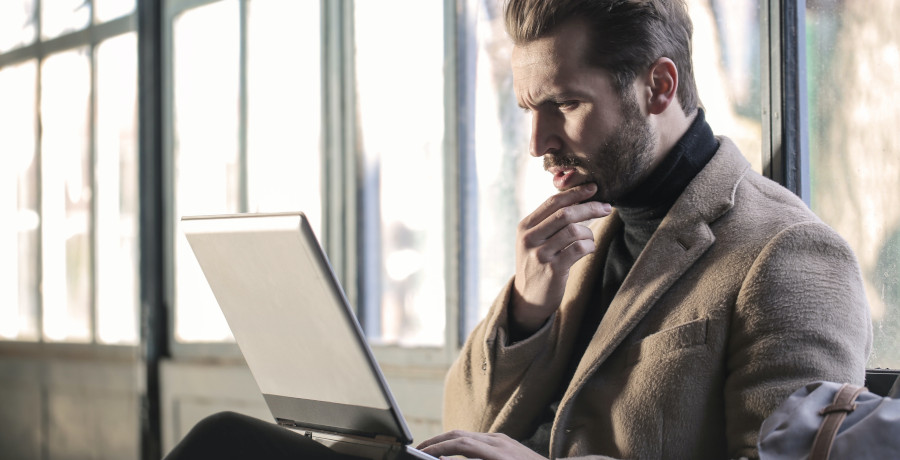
[168,0,322,344]
[354,0,447,347]
[0,60,40,341]
[0,1,139,345]
[806,0,900,368]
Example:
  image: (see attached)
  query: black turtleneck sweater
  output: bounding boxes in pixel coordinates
[520,109,719,456]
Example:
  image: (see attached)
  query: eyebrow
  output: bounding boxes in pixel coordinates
[517,91,584,110]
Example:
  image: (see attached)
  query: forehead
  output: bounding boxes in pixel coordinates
[511,22,589,79]
[511,21,614,103]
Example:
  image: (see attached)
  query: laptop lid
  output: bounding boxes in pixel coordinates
[181,212,414,445]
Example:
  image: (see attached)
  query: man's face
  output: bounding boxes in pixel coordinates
[511,21,657,204]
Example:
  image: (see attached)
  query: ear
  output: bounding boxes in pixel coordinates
[646,57,678,115]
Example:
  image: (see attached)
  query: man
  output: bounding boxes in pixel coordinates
[417,0,871,459]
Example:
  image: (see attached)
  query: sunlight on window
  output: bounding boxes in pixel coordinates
[0,60,39,341]
[41,0,90,40]
[41,48,92,343]
[355,0,446,346]
[807,0,900,368]
[0,1,36,53]
[691,0,762,171]
[94,0,135,23]
[95,33,139,345]
[246,0,322,233]
[173,1,240,343]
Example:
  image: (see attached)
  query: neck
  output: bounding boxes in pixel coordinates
[653,107,698,167]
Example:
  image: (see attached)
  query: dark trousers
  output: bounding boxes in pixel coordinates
[163,411,358,460]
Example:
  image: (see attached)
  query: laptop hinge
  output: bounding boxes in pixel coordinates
[374,434,399,443]
[276,419,400,445]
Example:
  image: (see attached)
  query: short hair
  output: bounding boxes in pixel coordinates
[504,0,699,115]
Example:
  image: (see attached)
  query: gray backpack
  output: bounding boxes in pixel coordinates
[758,380,900,459]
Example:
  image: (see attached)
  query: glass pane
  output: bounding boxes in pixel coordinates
[172,1,240,342]
[355,0,446,346]
[0,0,37,53]
[0,61,40,341]
[697,0,762,171]
[807,0,900,368]
[466,0,763,332]
[41,48,93,342]
[246,0,322,234]
[41,0,91,40]
[95,0,135,23]
[95,33,139,345]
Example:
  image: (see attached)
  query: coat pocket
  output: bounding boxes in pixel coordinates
[624,317,709,367]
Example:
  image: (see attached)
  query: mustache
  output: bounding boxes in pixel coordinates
[543,154,585,171]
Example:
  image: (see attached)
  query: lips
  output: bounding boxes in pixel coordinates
[549,166,582,190]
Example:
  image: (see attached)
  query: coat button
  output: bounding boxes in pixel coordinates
[481,360,487,371]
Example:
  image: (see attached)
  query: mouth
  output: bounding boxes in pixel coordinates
[549,166,581,190]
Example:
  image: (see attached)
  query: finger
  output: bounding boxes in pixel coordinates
[530,222,595,264]
[417,430,480,450]
[524,200,611,244]
[417,430,507,452]
[421,437,497,460]
[520,183,599,229]
[552,237,597,270]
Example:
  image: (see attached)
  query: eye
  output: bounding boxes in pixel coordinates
[556,100,579,111]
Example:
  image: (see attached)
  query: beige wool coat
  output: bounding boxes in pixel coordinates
[443,138,872,460]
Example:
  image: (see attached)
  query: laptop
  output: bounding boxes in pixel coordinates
[181,212,437,460]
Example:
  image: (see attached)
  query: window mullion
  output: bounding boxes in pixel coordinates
[322,0,359,314]
[779,0,810,203]
[763,0,810,202]
[35,45,45,345]
[761,0,779,182]
[238,0,248,212]
[453,0,479,349]
[89,38,98,344]
[138,0,166,458]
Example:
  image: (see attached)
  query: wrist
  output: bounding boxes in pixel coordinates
[509,290,552,339]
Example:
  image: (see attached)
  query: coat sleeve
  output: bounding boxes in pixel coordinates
[442,278,558,433]
[723,221,873,459]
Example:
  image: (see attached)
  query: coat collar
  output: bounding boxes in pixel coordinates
[551,137,751,456]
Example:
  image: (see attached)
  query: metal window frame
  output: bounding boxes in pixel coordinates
[762,0,810,203]
[138,0,166,458]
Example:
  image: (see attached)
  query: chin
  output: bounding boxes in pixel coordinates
[585,190,612,205]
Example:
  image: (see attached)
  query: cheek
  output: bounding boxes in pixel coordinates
[567,110,613,150]
[563,112,593,147]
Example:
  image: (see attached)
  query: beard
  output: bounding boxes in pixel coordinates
[543,90,656,204]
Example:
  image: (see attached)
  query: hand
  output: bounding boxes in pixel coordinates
[511,183,612,334]
[417,430,547,460]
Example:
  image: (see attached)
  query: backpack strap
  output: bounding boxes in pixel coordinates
[809,383,867,460]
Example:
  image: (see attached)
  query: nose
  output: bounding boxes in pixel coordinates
[529,111,563,157]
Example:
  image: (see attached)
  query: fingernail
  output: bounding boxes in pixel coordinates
[584,182,597,192]
[602,203,612,212]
